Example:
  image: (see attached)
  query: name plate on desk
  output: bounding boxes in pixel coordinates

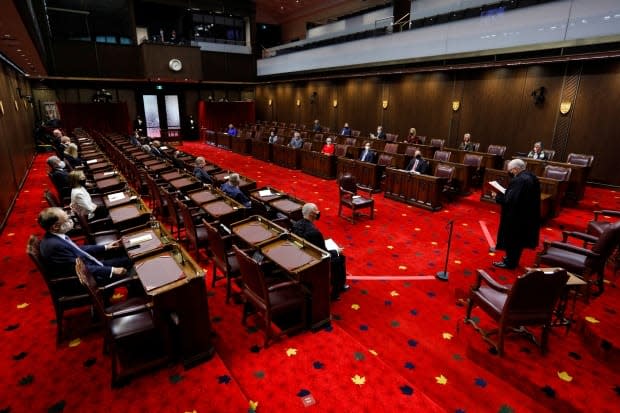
[134,253,186,292]
[107,192,125,202]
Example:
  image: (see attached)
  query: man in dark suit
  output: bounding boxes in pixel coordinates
[193,156,213,184]
[359,142,377,163]
[220,173,251,208]
[133,115,146,136]
[370,125,386,140]
[291,203,349,300]
[405,150,430,174]
[492,158,541,269]
[47,155,71,199]
[37,207,131,285]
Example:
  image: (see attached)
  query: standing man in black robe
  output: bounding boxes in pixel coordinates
[492,158,541,269]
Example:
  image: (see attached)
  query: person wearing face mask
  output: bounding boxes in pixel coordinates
[268,129,279,144]
[359,142,377,163]
[491,158,541,269]
[405,150,430,175]
[69,170,105,219]
[292,203,349,300]
[321,137,335,155]
[47,155,71,199]
[38,207,131,284]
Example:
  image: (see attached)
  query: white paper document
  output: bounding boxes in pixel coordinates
[488,180,506,194]
[86,159,98,164]
[103,171,115,176]
[258,189,273,197]
[325,238,342,254]
[107,192,125,202]
[128,233,152,245]
[160,146,168,150]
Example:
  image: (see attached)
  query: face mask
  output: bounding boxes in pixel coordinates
[79,179,87,186]
[314,211,321,220]
[58,161,66,169]
[415,154,422,160]
[58,219,74,234]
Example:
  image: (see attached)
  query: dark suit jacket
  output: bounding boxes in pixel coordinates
[359,149,377,163]
[193,166,213,184]
[49,168,71,199]
[291,219,326,251]
[406,157,430,174]
[39,232,112,282]
[221,183,251,207]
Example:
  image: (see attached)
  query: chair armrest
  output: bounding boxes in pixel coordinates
[339,187,355,197]
[593,210,620,220]
[267,281,300,292]
[106,302,153,319]
[99,274,140,291]
[355,184,373,197]
[474,269,510,293]
[543,240,601,258]
[562,231,598,244]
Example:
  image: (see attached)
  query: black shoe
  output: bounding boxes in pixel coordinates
[493,261,516,269]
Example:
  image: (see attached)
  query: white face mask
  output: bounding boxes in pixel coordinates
[58,161,66,169]
[58,219,74,234]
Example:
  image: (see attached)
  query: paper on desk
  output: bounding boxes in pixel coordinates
[107,192,125,202]
[258,189,273,197]
[86,159,98,164]
[160,146,168,150]
[325,238,341,254]
[488,180,506,194]
[128,233,152,245]
[103,171,115,176]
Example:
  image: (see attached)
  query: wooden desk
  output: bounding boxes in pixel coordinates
[121,227,166,260]
[169,177,202,192]
[133,250,214,368]
[212,172,257,192]
[249,187,284,204]
[93,170,118,181]
[108,203,151,231]
[95,176,125,193]
[187,188,221,206]
[383,168,445,211]
[215,132,232,150]
[271,144,300,169]
[336,157,383,192]
[515,157,589,201]
[102,191,135,209]
[86,159,112,173]
[269,196,305,221]
[444,147,503,170]
[160,171,185,182]
[201,197,245,225]
[261,236,331,329]
[251,140,272,162]
[300,150,336,179]
[428,160,476,195]
[231,215,287,247]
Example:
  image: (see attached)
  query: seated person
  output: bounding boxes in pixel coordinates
[129,131,141,146]
[226,124,238,137]
[340,122,352,136]
[406,150,430,175]
[370,125,386,140]
[38,207,131,285]
[321,137,335,155]
[359,142,377,163]
[405,127,420,144]
[527,141,545,160]
[291,203,349,300]
[60,135,71,151]
[69,170,105,219]
[170,150,187,169]
[220,173,251,208]
[63,143,83,169]
[150,140,164,157]
[288,131,303,149]
[268,130,278,144]
[193,156,213,184]
[312,119,322,132]
[47,155,71,199]
[459,133,475,151]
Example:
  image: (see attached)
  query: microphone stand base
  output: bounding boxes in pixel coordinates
[436,271,449,281]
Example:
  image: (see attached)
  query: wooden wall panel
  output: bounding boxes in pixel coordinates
[568,60,620,184]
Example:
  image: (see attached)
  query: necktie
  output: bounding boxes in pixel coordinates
[64,235,104,266]
[412,160,419,172]
[362,150,368,161]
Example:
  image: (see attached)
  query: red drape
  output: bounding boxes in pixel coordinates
[197,101,255,132]
[57,102,131,134]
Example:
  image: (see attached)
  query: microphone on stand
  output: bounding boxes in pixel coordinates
[436,220,454,281]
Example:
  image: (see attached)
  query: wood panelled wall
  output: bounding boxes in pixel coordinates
[255,58,620,186]
[0,62,36,231]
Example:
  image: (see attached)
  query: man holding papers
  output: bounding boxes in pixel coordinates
[490,159,541,269]
[292,203,349,300]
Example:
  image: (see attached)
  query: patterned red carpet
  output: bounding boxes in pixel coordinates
[1,141,618,412]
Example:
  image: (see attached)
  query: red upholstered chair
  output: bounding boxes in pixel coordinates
[542,149,556,161]
[233,245,307,348]
[430,138,445,149]
[536,221,620,300]
[177,200,208,254]
[345,137,357,146]
[587,210,620,284]
[377,153,394,167]
[465,268,569,355]
[203,219,240,303]
[434,163,457,201]
[463,153,484,186]
[338,173,374,223]
[487,144,507,157]
[433,150,452,162]
[383,143,399,154]
[385,133,399,142]
[566,153,594,167]
[334,144,349,157]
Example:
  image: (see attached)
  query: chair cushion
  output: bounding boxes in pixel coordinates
[110,312,155,339]
[474,285,507,314]
[539,247,586,274]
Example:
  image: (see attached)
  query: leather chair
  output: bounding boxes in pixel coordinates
[566,153,594,167]
[177,199,208,254]
[433,150,452,162]
[587,210,620,284]
[542,149,556,161]
[334,144,348,157]
[385,133,399,142]
[472,142,481,152]
[543,165,571,181]
[383,143,399,154]
[417,136,427,144]
[536,221,620,300]
[302,141,313,151]
[463,154,484,186]
[465,268,569,355]
[351,130,361,137]
[233,246,307,348]
[203,219,241,303]
[338,173,374,223]
[377,153,394,167]
[487,144,507,157]
[435,164,457,201]
[404,145,419,158]
[27,235,92,345]
[161,189,184,240]
[430,138,445,149]
[75,258,167,387]
[74,212,120,246]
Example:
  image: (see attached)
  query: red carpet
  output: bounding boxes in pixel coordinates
[1,139,618,412]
